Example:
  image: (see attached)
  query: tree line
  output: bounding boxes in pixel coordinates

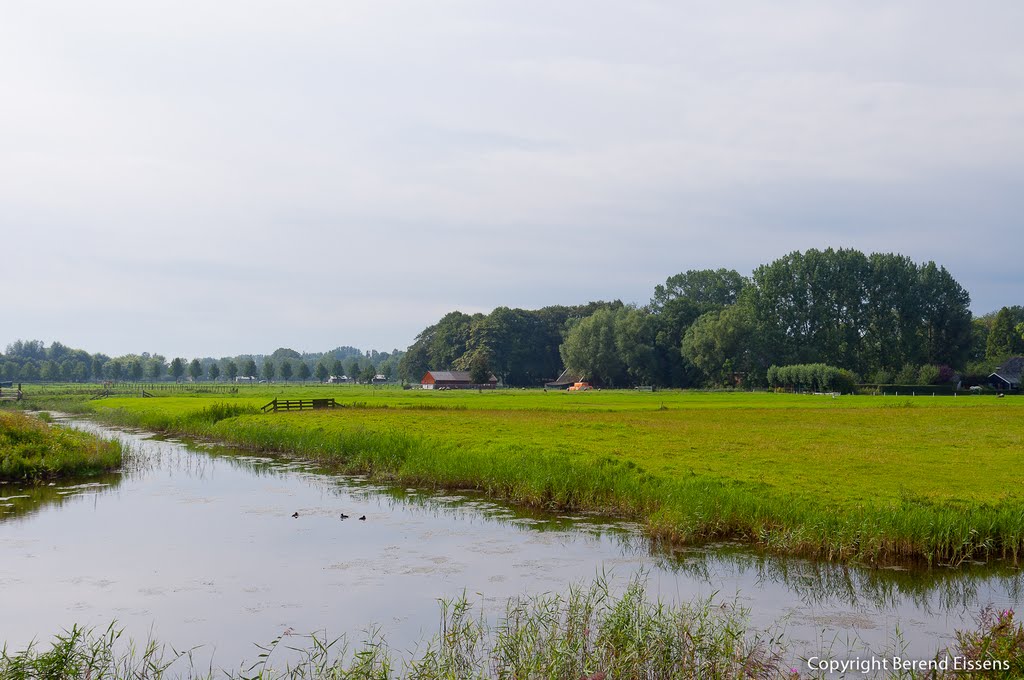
[401,249,1023,388]
[0,341,405,385]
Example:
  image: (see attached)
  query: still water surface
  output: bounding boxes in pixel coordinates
[1,416,1021,670]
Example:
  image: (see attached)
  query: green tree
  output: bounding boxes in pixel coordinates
[128,360,144,382]
[330,359,344,380]
[263,360,277,382]
[242,359,257,379]
[345,358,360,381]
[226,360,239,381]
[279,360,293,382]
[986,307,1024,359]
[170,358,186,381]
[188,359,202,381]
[297,362,311,382]
[208,363,221,381]
[467,350,492,385]
[147,357,166,381]
[682,304,756,386]
[315,362,330,382]
[560,308,627,387]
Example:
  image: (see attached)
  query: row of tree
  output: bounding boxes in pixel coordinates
[405,249,1022,388]
[0,341,405,384]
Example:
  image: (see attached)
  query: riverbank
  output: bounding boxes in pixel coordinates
[0,409,122,482]
[17,388,1024,565]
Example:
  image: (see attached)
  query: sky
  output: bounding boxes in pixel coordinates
[2,1,1023,359]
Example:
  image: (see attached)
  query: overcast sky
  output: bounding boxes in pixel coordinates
[3,1,1022,359]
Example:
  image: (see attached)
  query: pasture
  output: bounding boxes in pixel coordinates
[20,385,1024,564]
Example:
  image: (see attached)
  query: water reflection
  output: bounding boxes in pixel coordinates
[0,474,123,521]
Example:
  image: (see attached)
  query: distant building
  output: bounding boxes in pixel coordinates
[421,370,498,389]
[372,374,388,384]
[545,368,583,390]
[235,376,257,383]
[989,357,1023,391]
[327,375,350,384]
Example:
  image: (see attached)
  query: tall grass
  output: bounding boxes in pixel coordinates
[0,576,788,679]
[0,410,122,482]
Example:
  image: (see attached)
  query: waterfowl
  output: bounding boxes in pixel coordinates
[291,512,299,518]
[340,513,349,519]
[358,515,366,521]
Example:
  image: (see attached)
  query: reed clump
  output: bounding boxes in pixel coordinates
[0,410,122,482]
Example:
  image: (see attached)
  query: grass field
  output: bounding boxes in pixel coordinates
[18,385,1024,565]
[0,409,123,482]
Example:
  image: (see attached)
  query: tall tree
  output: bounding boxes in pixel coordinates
[560,307,628,387]
[208,363,221,381]
[297,362,312,382]
[315,362,329,382]
[170,358,186,381]
[986,307,1024,359]
[188,359,202,381]
[279,360,293,382]
[263,360,277,382]
[242,359,257,379]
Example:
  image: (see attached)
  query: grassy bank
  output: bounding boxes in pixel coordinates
[22,387,1024,565]
[0,410,122,482]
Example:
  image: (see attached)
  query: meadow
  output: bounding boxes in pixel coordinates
[0,409,122,482]
[18,385,1024,565]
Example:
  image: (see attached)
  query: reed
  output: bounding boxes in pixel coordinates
[0,410,122,482]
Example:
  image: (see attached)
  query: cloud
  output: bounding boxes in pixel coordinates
[1,1,1021,357]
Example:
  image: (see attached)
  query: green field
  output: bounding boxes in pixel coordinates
[0,410,123,482]
[21,386,1024,565]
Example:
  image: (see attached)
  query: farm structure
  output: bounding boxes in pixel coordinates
[989,357,1023,391]
[421,370,498,389]
[545,368,584,390]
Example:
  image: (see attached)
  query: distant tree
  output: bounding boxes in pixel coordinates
[330,359,344,379]
[242,359,257,379]
[208,363,221,381]
[263,360,277,382]
[345,358,360,381]
[188,359,202,381]
[147,357,166,381]
[468,351,492,385]
[226,360,240,381]
[170,358,186,381]
[19,361,39,381]
[40,360,60,382]
[560,308,628,387]
[315,362,329,382]
[359,363,376,383]
[270,348,302,362]
[279,360,293,382]
[986,307,1024,359]
[128,360,144,382]
[651,269,747,312]
[297,362,311,382]
[682,304,756,386]
[91,357,106,380]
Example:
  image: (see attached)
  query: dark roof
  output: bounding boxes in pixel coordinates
[545,367,584,386]
[990,356,1024,384]
[424,370,497,383]
[427,370,472,382]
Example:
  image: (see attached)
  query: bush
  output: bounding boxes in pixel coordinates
[917,364,941,385]
[896,363,920,384]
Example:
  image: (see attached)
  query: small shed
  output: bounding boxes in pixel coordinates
[421,370,497,389]
[372,374,388,385]
[989,357,1023,391]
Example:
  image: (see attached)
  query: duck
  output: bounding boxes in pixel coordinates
[359,515,367,521]
[340,513,349,520]
[291,512,299,518]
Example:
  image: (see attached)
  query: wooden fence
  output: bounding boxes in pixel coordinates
[261,398,339,413]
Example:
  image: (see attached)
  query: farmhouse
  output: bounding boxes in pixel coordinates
[421,370,498,389]
[989,356,1023,391]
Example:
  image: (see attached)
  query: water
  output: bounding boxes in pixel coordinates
[1,416,1021,672]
